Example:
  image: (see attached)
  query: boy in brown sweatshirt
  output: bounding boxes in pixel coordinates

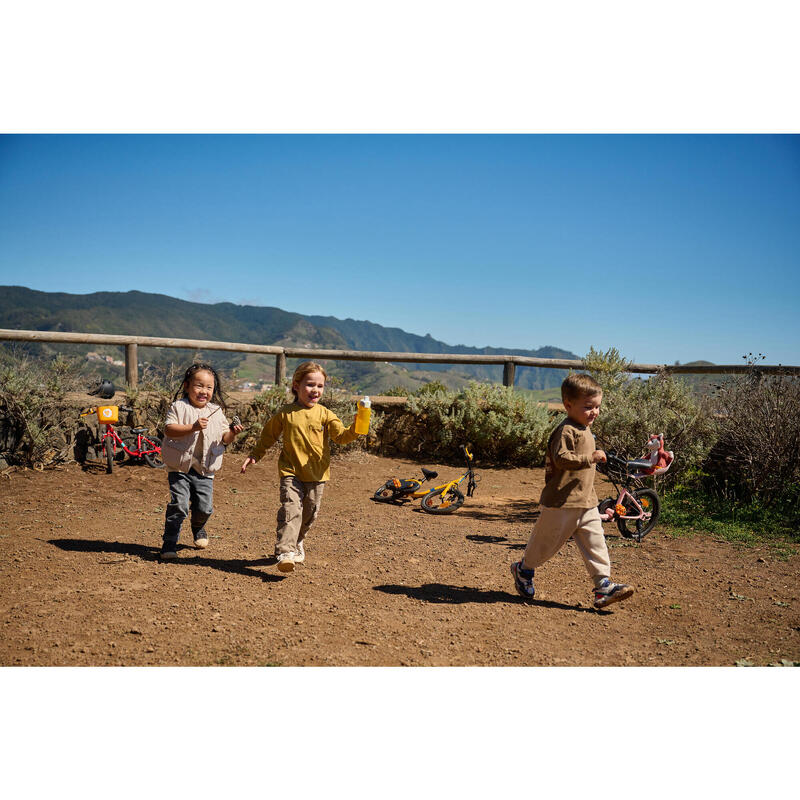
[511,374,634,609]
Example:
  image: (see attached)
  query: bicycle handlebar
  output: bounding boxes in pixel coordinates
[79,404,135,417]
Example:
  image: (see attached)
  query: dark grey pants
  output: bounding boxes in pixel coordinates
[162,468,214,551]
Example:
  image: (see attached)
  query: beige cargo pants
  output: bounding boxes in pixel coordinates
[274,476,325,557]
[521,506,611,579]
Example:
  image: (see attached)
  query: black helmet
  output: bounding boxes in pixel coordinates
[89,379,116,400]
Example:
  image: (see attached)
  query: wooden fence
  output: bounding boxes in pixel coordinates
[1,328,797,389]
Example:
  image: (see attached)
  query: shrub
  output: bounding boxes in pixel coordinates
[582,346,632,395]
[0,352,84,466]
[703,355,800,507]
[585,348,718,488]
[382,385,411,397]
[404,381,555,465]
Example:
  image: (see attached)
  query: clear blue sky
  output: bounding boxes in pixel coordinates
[1,134,798,365]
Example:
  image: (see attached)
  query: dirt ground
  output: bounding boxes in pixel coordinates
[1,451,798,667]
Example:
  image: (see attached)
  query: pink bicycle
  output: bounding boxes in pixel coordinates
[596,434,674,542]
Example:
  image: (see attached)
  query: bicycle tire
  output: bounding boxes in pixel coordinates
[616,488,660,541]
[420,487,465,514]
[374,485,397,502]
[141,435,164,469]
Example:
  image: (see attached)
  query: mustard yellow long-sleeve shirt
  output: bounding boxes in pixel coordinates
[249,402,359,482]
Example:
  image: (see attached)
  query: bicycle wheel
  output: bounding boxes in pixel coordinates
[616,488,660,541]
[141,436,164,468]
[103,438,114,474]
[374,485,398,502]
[420,487,465,514]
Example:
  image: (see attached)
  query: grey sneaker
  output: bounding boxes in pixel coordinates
[593,578,634,609]
[511,561,535,599]
[294,540,305,563]
[276,552,295,573]
[160,549,179,561]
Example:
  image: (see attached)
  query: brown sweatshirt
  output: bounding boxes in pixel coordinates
[539,418,599,509]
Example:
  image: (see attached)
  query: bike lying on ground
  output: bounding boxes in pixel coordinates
[79,405,163,474]
[373,445,479,515]
[595,434,674,542]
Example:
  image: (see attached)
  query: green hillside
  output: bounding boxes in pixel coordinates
[0,285,578,392]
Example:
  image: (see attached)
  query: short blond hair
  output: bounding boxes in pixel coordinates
[291,361,328,399]
[561,373,602,403]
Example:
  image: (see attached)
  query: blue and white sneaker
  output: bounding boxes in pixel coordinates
[593,578,634,609]
[511,561,535,599]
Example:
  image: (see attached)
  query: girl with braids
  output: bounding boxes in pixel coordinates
[159,363,243,560]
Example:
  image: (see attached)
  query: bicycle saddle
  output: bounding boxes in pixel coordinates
[131,427,148,435]
[422,468,438,480]
[626,458,653,470]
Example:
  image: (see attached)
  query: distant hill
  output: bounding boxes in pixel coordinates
[0,286,581,392]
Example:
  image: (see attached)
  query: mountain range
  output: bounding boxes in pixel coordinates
[0,285,580,393]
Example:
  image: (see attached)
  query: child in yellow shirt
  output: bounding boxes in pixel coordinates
[241,361,362,572]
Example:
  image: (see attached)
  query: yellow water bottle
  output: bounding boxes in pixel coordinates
[355,396,371,435]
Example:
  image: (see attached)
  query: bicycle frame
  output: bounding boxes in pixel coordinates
[596,448,663,541]
[423,463,476,502]
[602,484,649,523]
[80,405,162,471]
[99,425,160,459]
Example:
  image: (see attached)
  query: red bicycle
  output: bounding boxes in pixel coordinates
[80,405,163,473]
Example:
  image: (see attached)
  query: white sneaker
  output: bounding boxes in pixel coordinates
[194,537,209,549]
[276,552,295,573]
[294,540,305,563]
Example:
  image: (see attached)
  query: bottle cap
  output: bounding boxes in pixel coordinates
[360,396,371,408]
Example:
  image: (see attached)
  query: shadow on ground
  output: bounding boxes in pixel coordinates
[453,499,541,523]
[48,538,283,582]
[465,533,525,550]
[373,582,599,612]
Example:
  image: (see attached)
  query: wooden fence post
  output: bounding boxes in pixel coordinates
[275,352,286,385]
[125,343,138,389]
[503,360,516,388]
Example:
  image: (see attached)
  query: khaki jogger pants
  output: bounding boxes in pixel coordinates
[521,506,611,579]
[275,476,325,556]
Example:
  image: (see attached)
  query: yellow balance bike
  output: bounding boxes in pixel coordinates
[373,445,479,515]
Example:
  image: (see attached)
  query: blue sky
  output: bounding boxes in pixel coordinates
[1,133,798,365]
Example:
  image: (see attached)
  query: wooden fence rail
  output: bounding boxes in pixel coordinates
[1,328,797,389]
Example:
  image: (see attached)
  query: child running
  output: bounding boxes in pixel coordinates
[159,363,243,560]
[511,373,634,609]
[240,361,363,573]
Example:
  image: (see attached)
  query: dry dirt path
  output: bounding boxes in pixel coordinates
[1,453,798,666]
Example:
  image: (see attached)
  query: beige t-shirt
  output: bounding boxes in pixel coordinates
[539,418,599,509]
[191,430,204,473]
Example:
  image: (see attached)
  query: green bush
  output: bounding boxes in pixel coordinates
[0,352,84,466]
[405,381,555,465]
[585,350,718,488]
